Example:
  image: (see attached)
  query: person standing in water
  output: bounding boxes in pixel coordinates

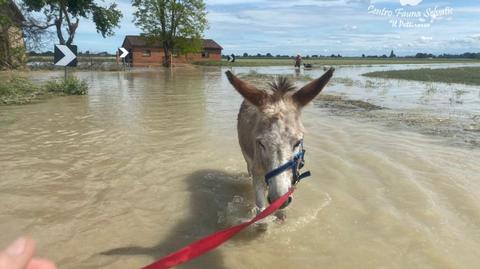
[294,54,302,68]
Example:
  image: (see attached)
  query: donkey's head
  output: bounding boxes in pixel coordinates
[226,68,334,208]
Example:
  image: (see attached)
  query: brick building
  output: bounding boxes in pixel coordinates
[121,35,222,67]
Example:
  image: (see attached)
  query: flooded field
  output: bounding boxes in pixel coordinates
[1,64,479,269]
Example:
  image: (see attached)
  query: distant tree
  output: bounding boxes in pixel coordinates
[265,52,272,57]
[22,0,122,46]
[243,52,248,57]
[132,0,207,67]
[381,54,388,58]
[256,53,262,57]
[330,54,336,58]
[415,52,435,58]
[337,54,342,58]
[362,54,366,58]
[389,50,396,58]
[438,52,480,59]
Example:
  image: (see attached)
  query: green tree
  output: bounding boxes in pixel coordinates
[132,0,208,67]
[22,0,122,45]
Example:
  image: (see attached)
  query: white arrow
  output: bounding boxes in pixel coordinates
[55,45,76,66]
[119,47,129,58]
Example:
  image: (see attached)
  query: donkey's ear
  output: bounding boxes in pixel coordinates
[226,71,267,107]
[292,67,334,107]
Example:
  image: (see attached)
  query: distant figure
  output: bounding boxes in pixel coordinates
[294,67,301,77]
[294,54,302,68]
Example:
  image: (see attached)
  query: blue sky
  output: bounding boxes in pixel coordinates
[70,0,480,56]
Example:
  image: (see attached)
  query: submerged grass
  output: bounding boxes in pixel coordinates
[0,75,88,105]
[363,67,480,86]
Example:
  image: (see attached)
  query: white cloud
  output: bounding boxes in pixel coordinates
[418,36,433,43]
[471,34,480,41]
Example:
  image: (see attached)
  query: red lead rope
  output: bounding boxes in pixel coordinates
[141,188,295,269]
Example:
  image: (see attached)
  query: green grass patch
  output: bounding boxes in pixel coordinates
[0,75,88,105]
[193,58,480,67]
[44,77,88,95]
[0,77,47,105]
[363,67,480,86]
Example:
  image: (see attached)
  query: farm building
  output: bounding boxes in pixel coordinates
[121,35,222,67]
[0,0,26,68]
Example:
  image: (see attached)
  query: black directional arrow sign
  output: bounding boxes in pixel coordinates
[54,44,77,67]
[227,54,236,63]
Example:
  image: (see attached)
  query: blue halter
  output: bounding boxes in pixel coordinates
[264,140,311,186]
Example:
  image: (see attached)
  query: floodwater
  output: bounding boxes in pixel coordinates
[0,64,479,269]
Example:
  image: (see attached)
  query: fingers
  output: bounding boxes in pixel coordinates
[0,237,35,269]
[27,259,57,269]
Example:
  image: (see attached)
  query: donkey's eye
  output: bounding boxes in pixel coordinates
[293,140,302,149]
[257,141,266,150]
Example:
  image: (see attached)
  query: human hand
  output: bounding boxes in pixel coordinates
[0,237,56,269]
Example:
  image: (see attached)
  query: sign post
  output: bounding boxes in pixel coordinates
[54,44,78,80]
[118,47,129,71]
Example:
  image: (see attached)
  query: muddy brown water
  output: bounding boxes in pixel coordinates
[0,65,479,269]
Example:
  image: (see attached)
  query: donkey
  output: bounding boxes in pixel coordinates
[226,68,334,216]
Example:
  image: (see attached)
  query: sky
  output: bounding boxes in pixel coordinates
[48,0,480,56]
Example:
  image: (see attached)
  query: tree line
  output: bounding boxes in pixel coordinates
[228,50,480,59]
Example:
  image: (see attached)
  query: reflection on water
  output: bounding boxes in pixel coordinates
[0,65,479,269]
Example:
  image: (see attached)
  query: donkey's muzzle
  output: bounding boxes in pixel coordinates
[268,196,293,209]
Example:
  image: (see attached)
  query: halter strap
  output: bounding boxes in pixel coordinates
[264,140,311,186]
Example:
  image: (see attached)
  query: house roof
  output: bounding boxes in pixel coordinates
[123,35,223,50]
[202,39,223,50]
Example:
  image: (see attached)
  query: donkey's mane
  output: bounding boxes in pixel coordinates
[268,76,296,96]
